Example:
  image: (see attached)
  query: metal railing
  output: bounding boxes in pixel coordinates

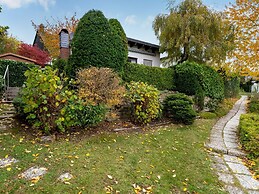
[3,65,9,101]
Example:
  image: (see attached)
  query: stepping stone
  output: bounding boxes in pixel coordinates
[58,172,73,182]
[0,157,18,168]
[40,135,55,143]
[19,166,47,180]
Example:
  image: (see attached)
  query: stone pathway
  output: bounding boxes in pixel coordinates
[206,96,259,194]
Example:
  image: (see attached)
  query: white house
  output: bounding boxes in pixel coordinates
[127,38,161,67]
[33,29,161,67]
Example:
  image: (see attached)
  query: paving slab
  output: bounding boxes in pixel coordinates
[0,157,18,168]
[225,141,239,149]
[223,155,242,164]
[235,174,259,190]
[248,190,259,194]
[228,149,246,158]
[227,162,251,175]
[211,163,230,173]
[217,172,235,184]
[225,185,244,194]
[211,154,225,164]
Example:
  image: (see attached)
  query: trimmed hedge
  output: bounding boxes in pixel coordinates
[123,62,175,91]
[0,60,34,87]
[240,114,259,159]
[174,61,224,100]
[224,76,240,98]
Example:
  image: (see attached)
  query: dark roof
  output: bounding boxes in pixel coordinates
[127,37,159,49]
[32,31,45,50]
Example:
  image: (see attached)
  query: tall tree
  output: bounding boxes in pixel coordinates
[18,43,51,67]
[32,14,79,59]
[153,0,235,65]
[1,35,20,54]
[0,6,10,53]
[226,0,259,76]
[69,10,126,75]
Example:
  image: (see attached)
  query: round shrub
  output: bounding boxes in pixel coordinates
[58,98,106,130]
[69,10,126,75]
[174,61,224,101]
[126,81,161,124]
[163,93,196,125]
[77,67,125,108]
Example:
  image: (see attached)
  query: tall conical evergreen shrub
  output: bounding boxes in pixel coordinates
[69,10,126,75]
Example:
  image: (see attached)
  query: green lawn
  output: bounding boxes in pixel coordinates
[0,119,227,194]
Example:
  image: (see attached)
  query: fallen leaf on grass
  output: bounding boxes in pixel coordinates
[107,175,113,179]
[31,176,40,183]
[6,167,11,171]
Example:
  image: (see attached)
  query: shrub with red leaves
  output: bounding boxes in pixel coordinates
[18,43,51,67]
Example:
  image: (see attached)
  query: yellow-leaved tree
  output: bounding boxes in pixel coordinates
[32,14,79,59]
[226,0,259,77]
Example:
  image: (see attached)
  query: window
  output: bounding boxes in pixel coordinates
[128,57,137,63]
[143,59,152,66]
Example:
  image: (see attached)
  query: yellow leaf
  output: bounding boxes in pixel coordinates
[183,187,187,192]
[6,167,11,171]
[85,153,90,157]
[31,176,40,183]
[5,155,8,158]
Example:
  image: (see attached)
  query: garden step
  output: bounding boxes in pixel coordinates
[2,87,20,102]
[0,115,15,119]
[2,111,16,114]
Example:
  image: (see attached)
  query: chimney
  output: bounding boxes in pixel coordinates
[59,29,70,59]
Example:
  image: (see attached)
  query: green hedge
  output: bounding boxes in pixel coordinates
[174,61,224,100]
[123,63,175,90]
[0,60,34,87]
[224,76,240,98]
[240,114,259,159]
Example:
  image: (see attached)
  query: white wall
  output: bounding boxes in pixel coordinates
[128,51,161,67]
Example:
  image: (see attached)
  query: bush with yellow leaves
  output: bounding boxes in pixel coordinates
[77,67,125,108]
[126,81,161,124]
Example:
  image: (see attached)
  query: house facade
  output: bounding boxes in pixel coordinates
[127,38,160,67]
[33,30,161,67]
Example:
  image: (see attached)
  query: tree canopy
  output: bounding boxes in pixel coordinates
[32,14,79,59]
[0,6,19,54]
[153,0,235,65]
[225,0,259,77]
[18,43,51,67]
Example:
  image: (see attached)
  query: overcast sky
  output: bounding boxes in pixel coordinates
[0,0,235,45]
